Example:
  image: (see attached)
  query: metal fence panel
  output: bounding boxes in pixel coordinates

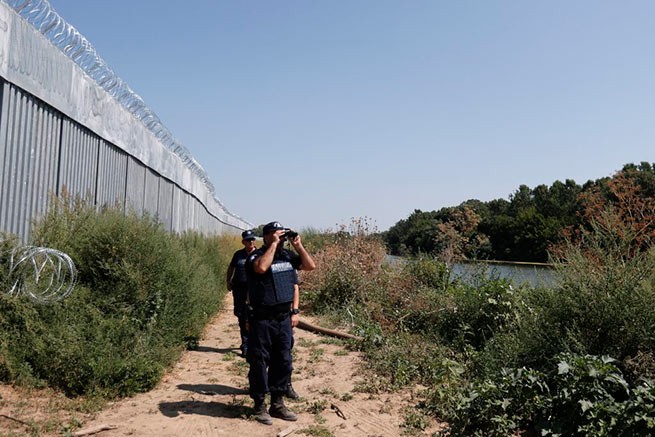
[96,140,127,209]
[0,82,61,242]
[198,203,214,235]
[27,87,61,229]
[59,119,99,202]
[172,188,199,234]
[157,178,173,232]
[171,185,183,233]
[143,168,160,218]
[125,156,145,215]
[193,202,203,234]
[0,79,242,242]
[186,195,197,232]
[0,80,9,236]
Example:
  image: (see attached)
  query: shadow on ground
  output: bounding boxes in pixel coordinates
[177,383,248,396]
[159,399,249,419]
[191,345,240,354]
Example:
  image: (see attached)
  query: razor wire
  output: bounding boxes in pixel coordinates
[2,0,214,192]
[2,0,247,224]
[5,245,77,303]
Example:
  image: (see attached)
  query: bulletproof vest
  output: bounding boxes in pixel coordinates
[234,258,247,284]
[248,258,298,307]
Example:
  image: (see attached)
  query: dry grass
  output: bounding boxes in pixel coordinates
[0,384,105,436]
[300,218,388,314]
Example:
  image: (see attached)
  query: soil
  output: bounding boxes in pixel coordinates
[0,297,446,436]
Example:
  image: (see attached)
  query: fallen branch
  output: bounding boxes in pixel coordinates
[0,414,31,427]
[72,424,118,436]
[297,320,364,342]
[277,425,297,436]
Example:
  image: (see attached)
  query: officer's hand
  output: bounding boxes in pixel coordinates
[271,230,284,244]
[291,313,299,328]
[290,234,302,248]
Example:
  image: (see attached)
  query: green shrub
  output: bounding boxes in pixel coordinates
[445,353,655,437]
[446,366,550,437]
[0,198,232,397]
[434,277,518,351]
[553,246,655,361]
[546,354,630,436]
[480,232,655,379]
[552,208,655,364]
[402,255,449,289]
[0,233,18,293]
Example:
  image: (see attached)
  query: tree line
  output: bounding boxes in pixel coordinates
[382,162,655,263]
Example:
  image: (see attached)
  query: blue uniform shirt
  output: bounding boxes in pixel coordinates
[229,248,251,286]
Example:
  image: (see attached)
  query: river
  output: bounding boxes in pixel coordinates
[384,256,558,288]
[451,261,557,288]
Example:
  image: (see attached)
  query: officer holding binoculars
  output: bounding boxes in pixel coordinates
[245,221,315,425]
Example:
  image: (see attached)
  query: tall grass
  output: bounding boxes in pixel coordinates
[0,197,237,397]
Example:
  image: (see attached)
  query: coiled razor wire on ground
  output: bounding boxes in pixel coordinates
[7,246,77,303]
[3,0,247,224]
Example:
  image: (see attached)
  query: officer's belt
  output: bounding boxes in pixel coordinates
[250,307,290,321]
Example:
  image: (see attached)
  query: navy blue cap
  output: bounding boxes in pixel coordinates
[241,229,256,240]
[262,221,285,234]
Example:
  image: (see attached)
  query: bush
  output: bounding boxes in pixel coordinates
[0,233,18,293]
[402,255,449,289]
[364,331,453,389]
[0,198,233,397]
[301,224,387,313]
[553,246,655,361]
[445,353,655,437]
[442,205,655,435]
[435,276,518,351]
[480,216,655,377]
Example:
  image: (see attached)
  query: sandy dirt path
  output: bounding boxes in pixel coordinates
[2,296,445,436]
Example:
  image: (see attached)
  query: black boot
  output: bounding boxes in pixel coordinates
[269,394,298,421]
[285,382,300,400]
[253,400,272,425]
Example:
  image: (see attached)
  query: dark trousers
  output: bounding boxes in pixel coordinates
[247,315,293,402]
[232,286,248,349]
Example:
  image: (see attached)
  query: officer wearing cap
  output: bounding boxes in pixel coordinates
[226,229,258,357]
[245,221,316,425]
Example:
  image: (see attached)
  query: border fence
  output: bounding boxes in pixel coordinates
[0,0,250,243]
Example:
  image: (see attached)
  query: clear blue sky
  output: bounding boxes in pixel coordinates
[47,0,655,232]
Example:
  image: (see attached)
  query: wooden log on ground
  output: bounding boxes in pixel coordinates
[277,425,297,437]
[297,319,364,342]
[72,424,118,436]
